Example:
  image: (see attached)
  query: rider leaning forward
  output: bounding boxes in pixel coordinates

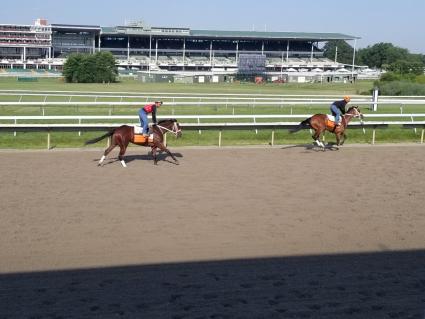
[330,96,350,126]
[138,101,163,136]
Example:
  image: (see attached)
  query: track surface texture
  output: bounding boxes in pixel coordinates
[1,145,424,318]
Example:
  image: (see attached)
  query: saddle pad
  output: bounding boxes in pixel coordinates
[326,114,336,122]
[325,119,336,130]
[134,126,144,134]
[133,134,153,144]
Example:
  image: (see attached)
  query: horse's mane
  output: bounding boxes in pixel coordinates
[158,119,177,124]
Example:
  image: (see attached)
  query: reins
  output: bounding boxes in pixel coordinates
[155,121,181,137]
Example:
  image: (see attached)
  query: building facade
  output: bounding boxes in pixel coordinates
[0,19,361,82]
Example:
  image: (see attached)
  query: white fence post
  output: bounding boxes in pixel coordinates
[372,88,378,111]
[47,130,51,150]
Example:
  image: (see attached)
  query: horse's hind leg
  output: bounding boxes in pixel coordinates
[118,143,128,168]
[98,139,117,166]
[312,129,325,149]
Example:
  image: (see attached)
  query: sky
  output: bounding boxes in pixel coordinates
[1,0,424,53]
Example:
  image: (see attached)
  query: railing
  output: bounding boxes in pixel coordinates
[1,115,424,149]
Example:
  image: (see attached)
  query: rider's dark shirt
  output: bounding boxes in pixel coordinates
[331,100,348,115]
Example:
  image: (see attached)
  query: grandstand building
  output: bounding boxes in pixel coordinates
[0,19,361,82]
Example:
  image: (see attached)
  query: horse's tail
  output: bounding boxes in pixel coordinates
[289,118,311,133]
[85,130,114,145]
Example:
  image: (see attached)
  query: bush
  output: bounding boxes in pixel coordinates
[63,52,118,83]
[376,81,425,95]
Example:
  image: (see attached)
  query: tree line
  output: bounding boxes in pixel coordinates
[323,40,425,76]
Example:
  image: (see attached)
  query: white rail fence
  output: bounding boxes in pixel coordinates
[1,115,424,149]
[1,94,425,148]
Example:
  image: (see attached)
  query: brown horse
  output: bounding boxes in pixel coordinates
[85,119,182,167]
[290,106,364,149]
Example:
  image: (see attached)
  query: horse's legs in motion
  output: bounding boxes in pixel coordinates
[312,129,325,149]
[157,143,179,165]
[117,140,129,168]
[340,133,347,146]
[98,137,116,166]
[335,132,344,149]
[151,146,158,165]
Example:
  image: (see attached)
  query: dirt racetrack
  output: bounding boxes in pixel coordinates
[1,145,425,318]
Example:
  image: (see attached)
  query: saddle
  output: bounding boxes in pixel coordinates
[325,115,338,130]
[133,126,154,143]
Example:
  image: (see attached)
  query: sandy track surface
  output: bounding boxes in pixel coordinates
[1,145,424,318]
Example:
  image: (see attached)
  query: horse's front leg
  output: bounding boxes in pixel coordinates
[335,133,342,150]
[340,133,347,145]
[151,146,158,165]
[159,143,179,165]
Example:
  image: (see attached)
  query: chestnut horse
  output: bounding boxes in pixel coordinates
[290,106,364,149]
[85,119,182,167]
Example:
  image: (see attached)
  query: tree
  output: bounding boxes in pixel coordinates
[62,53,83,83]
[387,60,424,76]
[62,52,117,83]
[323,40,354,65]
[95,52,118,83]
[356,43,410,68]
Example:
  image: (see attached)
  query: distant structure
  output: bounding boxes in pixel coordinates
[0,19,369,82]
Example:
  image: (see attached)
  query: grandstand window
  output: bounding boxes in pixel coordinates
[186,38,210,50]
[156,38,184,50]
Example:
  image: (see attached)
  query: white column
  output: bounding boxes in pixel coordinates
[183,38,185,68]
[261,41,264,55]
[286,41,289,62]
[281,51,283,78]
[236,41,239,64]
[209,41,212,65]
[335,46,338,62]
[155,38,158,63]
[310,42,314,63]
[149,35,152,63]
[127,36,130,60]
[23,47,26,69]
[48,48,52,70]
[351,39,357,78]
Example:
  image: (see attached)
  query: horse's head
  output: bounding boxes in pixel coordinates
[347,106,364,120]
[157,119,182,137]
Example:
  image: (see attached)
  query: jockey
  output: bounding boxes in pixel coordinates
[330,96,350,126]
[138,101,162,136]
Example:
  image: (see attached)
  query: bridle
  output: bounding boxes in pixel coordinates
[156,121,181,137]
[341,107,363,126]
[344,108,363,120]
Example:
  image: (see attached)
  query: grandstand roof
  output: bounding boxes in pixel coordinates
[99,25,358,41]
[190,30,359,41]
[51,24,101,32]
